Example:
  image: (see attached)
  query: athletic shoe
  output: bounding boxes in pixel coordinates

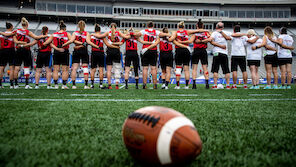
[255,85,260,89]
[25,85,33,89]
[0,86,4,89]
[72,85,77,89]
[108,85,113,89]
[61,85,69,89]
[47,86,52,89]
[84,85,90,89]
[249,86,255,89]
[125,85,128,89]
[135,85,139,89]
[54,85,59,89]
[272,85,279,89]
[263,85,272,89]
[153,84,157,89]
[90,85,94,89]
[165,86,168,90]
[286,85,291,89]
[10,86,14,89]
[14,85,19,89]
[184,86,189,89]
[35,86,39,89]
[205,84,210,89]
[243,85,248,89]
[174,86,180,89]
[226,85,231,90]
[143,85,146,89]
[115,85,119,89]
[231,85,237,89]
[192,84,197,89]
[212,85,218,90]
[161,84,166,89]
[279,85,286,89]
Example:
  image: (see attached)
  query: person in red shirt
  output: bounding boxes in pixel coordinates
[23,26,52,89]
[43,21,72,89]
[181,19,210,89]
[90,24,119,89]
[62,20,100,89]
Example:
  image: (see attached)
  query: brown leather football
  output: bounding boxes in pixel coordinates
[122,106,202,166]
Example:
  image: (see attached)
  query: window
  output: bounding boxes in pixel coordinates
[214,11,218,17]
[114,8,117,14]
[229,11,237,18]
[169,10,171,15]
[255,11,263,18]
[278,11,284,18]
[151,9,154,15]
[246,11,254,18]
[57,4,66,12]
[67,4,76,13]
[197,10,203,16]
[121,22,124,27]
[77,5,85,13]
[272,11,278,18]
[219,11,224,17]
[143,9,146,15]
[264,11,271,18]
[284,11,290,18]
[96,6,104,14]
[210,11,213,16]
[129,8,132,14]
[47,3,56,12]
[224,11,229,17]
[238,11,245,18]
[204,10,209,16]
[87,6,95,14]
[36,2,46,11]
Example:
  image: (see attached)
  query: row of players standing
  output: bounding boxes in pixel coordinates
[0,18,294,89]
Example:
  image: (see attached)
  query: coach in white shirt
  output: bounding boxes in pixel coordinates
[208,22,232,89]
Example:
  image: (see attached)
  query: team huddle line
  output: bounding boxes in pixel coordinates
[0,18,294,90]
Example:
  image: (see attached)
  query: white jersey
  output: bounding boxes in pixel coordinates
[211,30,232,55]
[230,35,248,56]
[277,34,293,58]
[246,36,263,60]
[265,35,277,55]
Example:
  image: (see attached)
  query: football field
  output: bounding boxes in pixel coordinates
[0,84,296,166]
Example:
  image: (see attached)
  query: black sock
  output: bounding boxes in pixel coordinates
[73,80,76,85]
[0,79,2,86]
[54,80,58,85]
[143,83,146,88]
[10,80,13,86]
[125,79,128,86]
[25,78,29,85]
[162,79,165,84]
[15,79,18,85]
[100,80,103,85]
[177,81,180,86]
[165,81,169,86]
[48,84,51,86]
[62,80,66,85]
[282,84,285,86]
[85,80,88,85]
[36,84,39,86]
[186,80,189,86]
[91,80,94,85]
[206,79,209,85]
[193,80,196,85]
[135,79,139,86]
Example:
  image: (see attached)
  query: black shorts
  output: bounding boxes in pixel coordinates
[247,60,261,67]
[278,58,292,66]
[175,48,190,66]
[36,51,51,68]
[211,53,230,74]
[192,48,208,65]
[91,51,105,68]
[141,49,158,66]
[0,48,15,66]
[106,48,121,65]
[125,50,139,68]
[159,51,173,70]
[231,56,247,72]
[53,50,69,66]
[72,48,89,64]
[264,54,278,67]
[15,48,32,67]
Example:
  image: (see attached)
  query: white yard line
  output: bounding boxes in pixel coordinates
[0,93,24,96]
[160,94,199,97]
[0,98,295,102]
[69,94,112,97]
[249,94,283,96]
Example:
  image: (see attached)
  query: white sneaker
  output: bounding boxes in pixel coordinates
[25,85,33,89]
[14,85,19,89]
[161,84,166,89]
[35,86,39,89]
[174,86,180,89]
[165,86,168,90]
[47,86,52,89]
[10,86,14,89]
[54,85,59,89]
[62,85,69,89]
[0,86,4,89]
[184,86,189,89]
[72,85,77,89]
[84,85,90,89]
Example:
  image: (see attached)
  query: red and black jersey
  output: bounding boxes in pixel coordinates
[124,36,137,51]
[193,31,209,49]
[160,37,172,52]
[91,35,104,52]
[16,29,30,50]
[141,29,158,50]
[74,31,87,44]
[0,31,14,49]
[108,31,121,43]
[176,30,189,49]
[37,35,51,52]
[53,31,69,49]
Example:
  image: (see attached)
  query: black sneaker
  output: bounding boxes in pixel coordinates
[143,85,146,89]
[135,85,139,89]
[91,85,94,89]
[192,84,197,89]
[125,85,128,89]
[206,84,210,89]
[153,84,157,89]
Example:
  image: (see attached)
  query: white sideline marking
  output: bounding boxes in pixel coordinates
[69,94,112,97]
[249,94,282,96]
[119,85,125,89]
[0,93,24,96]
[160,94,199,97]
[0,98,295,102]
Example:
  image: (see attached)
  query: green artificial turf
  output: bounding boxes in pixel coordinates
[0,84,295,167]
